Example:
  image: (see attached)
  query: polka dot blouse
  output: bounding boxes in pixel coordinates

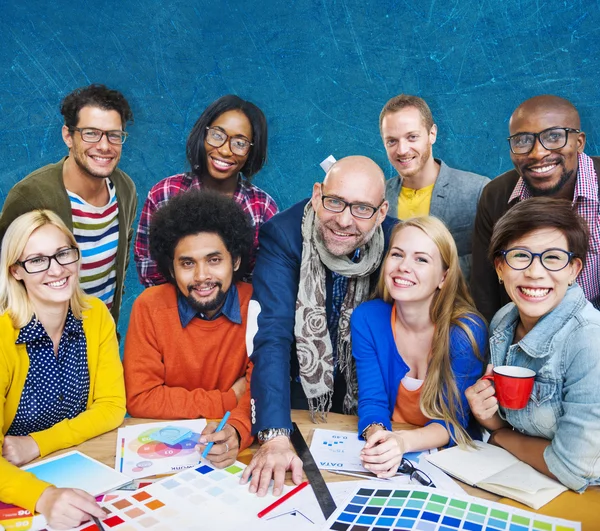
[7,310,90,437]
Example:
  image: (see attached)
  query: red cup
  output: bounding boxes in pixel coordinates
[481,366,535,410]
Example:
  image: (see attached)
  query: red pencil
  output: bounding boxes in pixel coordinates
[257,481,310,518]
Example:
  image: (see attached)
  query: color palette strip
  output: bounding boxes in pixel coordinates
[325,486,580,531]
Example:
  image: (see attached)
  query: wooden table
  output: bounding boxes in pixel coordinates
[59,411,599,529]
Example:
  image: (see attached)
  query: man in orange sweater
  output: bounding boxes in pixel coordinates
[123,190,254,468]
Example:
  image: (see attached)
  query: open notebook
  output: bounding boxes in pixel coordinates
[426,441,567,509]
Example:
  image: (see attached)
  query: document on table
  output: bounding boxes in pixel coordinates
[309,428,435,473]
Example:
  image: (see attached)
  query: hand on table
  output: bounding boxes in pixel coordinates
[239,436,303,497]
[196,423,239,468]
[465,364,500,422]
[2,435,40,466]
[35,487,105,530]
[360,429,407,478]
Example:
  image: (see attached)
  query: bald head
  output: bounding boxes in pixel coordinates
[324,156,386,201]
[510,95,581,131]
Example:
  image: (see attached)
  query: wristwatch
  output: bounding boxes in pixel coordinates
[361,422,386,440]
[257,428,291,445]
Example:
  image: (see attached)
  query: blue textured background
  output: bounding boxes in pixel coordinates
[1,0,599,338]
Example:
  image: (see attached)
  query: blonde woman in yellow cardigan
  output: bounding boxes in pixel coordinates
[0,210,125,530]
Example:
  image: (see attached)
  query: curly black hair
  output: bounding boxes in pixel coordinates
[60,84,133,129]
[149,190,254,283]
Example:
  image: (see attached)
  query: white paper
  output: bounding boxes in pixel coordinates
[309,428,434,473]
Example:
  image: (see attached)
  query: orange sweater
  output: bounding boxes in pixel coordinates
[123,282,253,449]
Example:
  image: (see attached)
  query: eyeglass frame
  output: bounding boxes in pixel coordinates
[397,457,436,487]
[15,247,81,274]
[205,126,253,156]
[320,192,385,220]
[498,247,575,272]
[69,127,129,145]
[506,127,581,155]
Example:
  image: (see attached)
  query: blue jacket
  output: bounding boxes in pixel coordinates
[385,159,489,282]
[490,284,600,492]
[351,299,486,441]
[248,199,397,433]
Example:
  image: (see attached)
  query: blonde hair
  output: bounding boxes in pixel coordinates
[376,217,484,447]
[0,210,88,328]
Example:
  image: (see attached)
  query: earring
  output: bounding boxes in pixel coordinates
[498,277,503,285]
[569,279,575,286]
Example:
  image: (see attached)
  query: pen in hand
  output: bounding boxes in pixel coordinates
[201,411,231,459]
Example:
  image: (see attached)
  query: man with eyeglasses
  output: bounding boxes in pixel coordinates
[240,156,395,497]
[472,95,600,321]
[0,84,136,326]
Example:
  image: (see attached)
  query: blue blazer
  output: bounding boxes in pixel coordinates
[249,199,397,433]
[351,299,487,441]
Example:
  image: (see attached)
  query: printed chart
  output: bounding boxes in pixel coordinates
[323,485,580,531]
[310,429,432,473]
[115,420,206,479]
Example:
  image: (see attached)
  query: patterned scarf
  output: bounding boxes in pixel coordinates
[294,202,385,421]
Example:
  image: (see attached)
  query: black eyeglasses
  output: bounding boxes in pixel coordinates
[499,248,575,272]
[16,247,80,274]
[70,127,128,145]
[398,458,436,487]
[507,127,580,155]
[321,193,384,220]
[205,127,253,156]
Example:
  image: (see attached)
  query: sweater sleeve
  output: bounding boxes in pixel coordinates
[30,300,126,456]
[227,361,254,451]
[351,303,393,438]
[0,346,52,512]
[123,296,238,419]
[425,315,487,441]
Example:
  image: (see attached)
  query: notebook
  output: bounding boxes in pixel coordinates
[426,441,567,509]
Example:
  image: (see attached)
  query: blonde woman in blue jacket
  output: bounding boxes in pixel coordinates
[351,217,486,478]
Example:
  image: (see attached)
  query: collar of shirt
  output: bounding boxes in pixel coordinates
[16,309,84,344]
[176,283,242,327]
[508,152,596,203]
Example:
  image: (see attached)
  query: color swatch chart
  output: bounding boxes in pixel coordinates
[323,486,580,531]
[70,459,292,531]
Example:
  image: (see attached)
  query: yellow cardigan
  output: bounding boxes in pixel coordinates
[0,297,126,512]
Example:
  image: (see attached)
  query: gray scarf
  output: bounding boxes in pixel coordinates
[294,202,385,421]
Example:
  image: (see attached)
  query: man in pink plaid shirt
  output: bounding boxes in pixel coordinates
[471,95,600,321]
[134,95,278,287]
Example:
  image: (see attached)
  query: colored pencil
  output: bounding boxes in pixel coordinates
[91,516,105,530]
[201,411,230,459]
[257,481,309,518]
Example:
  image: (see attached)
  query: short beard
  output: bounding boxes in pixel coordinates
[185,283,227,315]
[523,167,575,197]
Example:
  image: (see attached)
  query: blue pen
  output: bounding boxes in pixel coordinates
[201,411,231,459]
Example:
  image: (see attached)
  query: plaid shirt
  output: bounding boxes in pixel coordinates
[508,152,600,309]
[134,173,279,287]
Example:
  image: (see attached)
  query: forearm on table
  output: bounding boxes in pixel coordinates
[397,423,450,453]
[489,428,556,479]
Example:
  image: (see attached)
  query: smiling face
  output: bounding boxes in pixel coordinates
[62,105,123,179]
[11,224,79,311]
[381,107,437,181]
[495,227,582,331]
[311,157,388,257]
[383,226,447,307]
[172,232,239,318]
[509,104,585,196]
[204,109,252,182]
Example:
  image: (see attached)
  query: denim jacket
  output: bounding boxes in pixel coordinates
[489,284,600,492]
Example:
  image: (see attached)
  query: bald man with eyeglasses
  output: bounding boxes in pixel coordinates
[471,95,600,322]
[0,84,136,326]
